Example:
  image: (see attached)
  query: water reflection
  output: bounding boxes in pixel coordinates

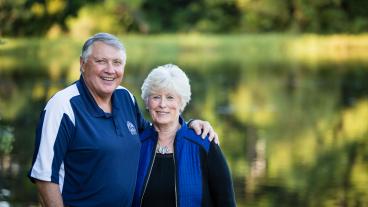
[1,37,368,206]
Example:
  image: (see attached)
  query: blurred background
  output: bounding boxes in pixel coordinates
[1,0,368,206]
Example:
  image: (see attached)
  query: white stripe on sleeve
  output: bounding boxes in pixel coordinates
[30,84,78,184]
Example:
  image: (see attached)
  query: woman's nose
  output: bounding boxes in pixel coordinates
[159,98,167,107]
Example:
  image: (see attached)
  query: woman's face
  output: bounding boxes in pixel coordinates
[81,41,125,101]
[147,90,181,127]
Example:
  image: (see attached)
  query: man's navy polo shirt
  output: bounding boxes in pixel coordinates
[29,76,147,206]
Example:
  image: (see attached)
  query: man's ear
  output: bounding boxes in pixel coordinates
[80,57,85,73]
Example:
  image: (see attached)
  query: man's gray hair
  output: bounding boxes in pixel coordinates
[80,33,126,64]
[141,64,191,112]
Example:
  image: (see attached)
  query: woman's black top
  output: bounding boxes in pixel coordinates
[138,142,236,207]
[142,153,176,207]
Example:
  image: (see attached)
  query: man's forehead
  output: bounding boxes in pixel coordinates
[91,42,124,59]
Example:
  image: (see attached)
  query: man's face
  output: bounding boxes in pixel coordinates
[81,41,125,100]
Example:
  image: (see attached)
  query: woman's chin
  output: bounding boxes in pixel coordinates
[153,119,175,126]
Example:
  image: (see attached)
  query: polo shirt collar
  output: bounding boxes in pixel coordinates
[77,75,120,117]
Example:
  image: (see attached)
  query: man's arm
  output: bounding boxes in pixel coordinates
[133,97,151,133]
[35,180,64,207]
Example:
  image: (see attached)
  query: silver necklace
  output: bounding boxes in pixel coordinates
[156,125,179,154]
[156,138,175,154]
[156,144,170,154]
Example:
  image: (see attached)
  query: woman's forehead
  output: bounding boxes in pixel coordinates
[150,88,179,96]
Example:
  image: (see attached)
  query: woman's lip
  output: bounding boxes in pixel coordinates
[156,111,169,114]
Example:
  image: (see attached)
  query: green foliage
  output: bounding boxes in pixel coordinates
[0,126,14,155]
[2,0,368,36]
[66,4,123,38]
[66,0,148,37]
[239,0,291,32]
[0,0,99,36]
[0,0,32,36]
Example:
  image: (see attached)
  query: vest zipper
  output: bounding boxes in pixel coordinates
[173,141,178,207]
[140,143,157,207]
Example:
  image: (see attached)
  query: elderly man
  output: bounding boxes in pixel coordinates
[28,33,217,207]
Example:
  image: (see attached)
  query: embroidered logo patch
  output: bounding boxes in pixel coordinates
[127,121,137,135]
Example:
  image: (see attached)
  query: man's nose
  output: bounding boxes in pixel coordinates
[105,62,115,73]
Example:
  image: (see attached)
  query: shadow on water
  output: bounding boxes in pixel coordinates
[340,67,368,107]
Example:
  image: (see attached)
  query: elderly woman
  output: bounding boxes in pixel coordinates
[133,64,236,207]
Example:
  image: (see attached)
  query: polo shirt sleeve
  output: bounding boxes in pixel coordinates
[132,96,150,133]
[28,92,75,184]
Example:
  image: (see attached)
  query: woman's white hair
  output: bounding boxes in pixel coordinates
[141,64,191,112]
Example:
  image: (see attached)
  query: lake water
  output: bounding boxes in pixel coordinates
[1,35,368,207]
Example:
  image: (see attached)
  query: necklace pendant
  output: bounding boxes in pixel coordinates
[156,145,169,154]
